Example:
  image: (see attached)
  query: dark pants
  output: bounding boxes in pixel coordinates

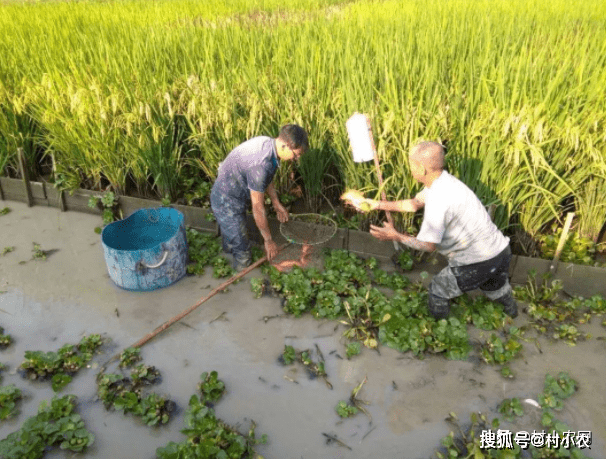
[210,191,251,269]
[428,246,516,319]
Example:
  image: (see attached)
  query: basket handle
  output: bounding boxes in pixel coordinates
[137,250,169,270]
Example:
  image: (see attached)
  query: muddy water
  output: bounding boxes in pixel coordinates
[1,201,605,458]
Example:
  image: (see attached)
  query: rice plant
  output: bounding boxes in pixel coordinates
[0,0,604,245]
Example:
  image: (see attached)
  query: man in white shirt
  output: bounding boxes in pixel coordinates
[344,141,518,319]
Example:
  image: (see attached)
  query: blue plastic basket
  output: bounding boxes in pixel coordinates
[101,207,188,291]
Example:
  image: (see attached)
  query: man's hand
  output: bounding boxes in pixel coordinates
[369,221,401,242]
[273,203,289,223]
[341,190,379,213]
[264,239,279,261]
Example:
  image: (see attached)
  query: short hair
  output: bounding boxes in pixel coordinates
[412,141,445,171]
[278,124,309,152]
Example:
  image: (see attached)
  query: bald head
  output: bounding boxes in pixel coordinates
[410,141,445,173]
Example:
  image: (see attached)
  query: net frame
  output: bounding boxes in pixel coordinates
[279,213,337,246]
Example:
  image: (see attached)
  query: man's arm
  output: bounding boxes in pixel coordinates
[375,198,424,213]
[396,233,436,252]
[265,182,280,207]
[376,189,426,213]
[369,221,436,253]
[265,183,289,222]
[250,190,272,240]
[250,190,278,260]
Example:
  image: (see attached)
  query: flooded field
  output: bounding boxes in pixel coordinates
[1,201,605,458]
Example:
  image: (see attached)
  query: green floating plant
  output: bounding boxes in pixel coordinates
[186,228,237,278]
[51,373,72,392]
[0,326,13,349]
[250,277,265,299]
[280,345,296,365]
[198,371,226,403]
[119,347,142,368]
[0,395,94,456]
[20,334,103,390]
[497,397,524,421]
[0,385,23,420]
[156,394,267,459]
[480,333,523,365]
[335,400,358,418]
[346,342,361,359]
[88,191,121,226]
[97,371,174,427]
[539,228,599,266]
[31,243,47,261]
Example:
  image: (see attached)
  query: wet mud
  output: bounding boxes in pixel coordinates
[1,201,605,458]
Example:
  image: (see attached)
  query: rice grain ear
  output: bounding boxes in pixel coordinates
[1,0,604,241]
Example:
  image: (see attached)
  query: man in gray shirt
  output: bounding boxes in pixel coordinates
[344,141,518,319]
[211,124,309,270]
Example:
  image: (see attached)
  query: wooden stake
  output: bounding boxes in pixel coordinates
[51,153,67,212]
[17,148,34,207]
[550,212,575,273]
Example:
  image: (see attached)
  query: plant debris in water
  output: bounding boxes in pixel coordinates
[19,334,103,391]
[434,372,589,458]
[279,344,331,388]
[0,395,95,456]
[31,243,47,261]
[156,371,266,459]
[1,246,14,256]
[335,376,371,422]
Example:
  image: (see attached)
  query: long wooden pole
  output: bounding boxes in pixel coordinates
[365,117,393,225]
[100,243,289,372]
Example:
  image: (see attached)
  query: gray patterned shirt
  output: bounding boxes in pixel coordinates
[211,136,280,211]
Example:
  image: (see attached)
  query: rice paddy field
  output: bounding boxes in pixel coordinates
[2,2,606,457]
[1,0,606,256]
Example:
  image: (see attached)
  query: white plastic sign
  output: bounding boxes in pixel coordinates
[346,113,375,163]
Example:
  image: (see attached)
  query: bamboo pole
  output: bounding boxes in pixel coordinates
[99,243,289,372]
[550,212,575,273]
[17,148,34,207]
[364,116,400,252]
[366,117,393,225]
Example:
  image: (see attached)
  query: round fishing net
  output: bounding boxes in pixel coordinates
[272,213,338,271]
[279,213,337,246]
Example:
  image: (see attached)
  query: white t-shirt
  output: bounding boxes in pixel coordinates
[416,171,509,265]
